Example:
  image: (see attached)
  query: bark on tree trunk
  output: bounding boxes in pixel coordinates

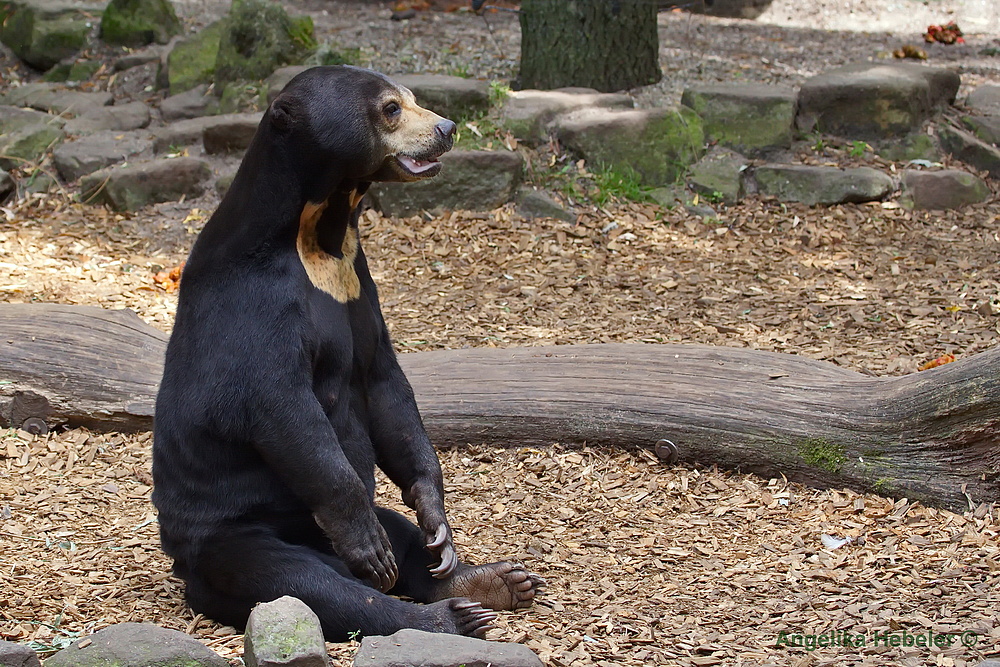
[1,303,997,511]
[518,0,662,92]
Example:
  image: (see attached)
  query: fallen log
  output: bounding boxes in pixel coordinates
[1,303,997,510]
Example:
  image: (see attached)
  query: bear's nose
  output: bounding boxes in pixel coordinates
[435,120,457,140]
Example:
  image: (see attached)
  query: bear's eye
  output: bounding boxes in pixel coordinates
[383,101,401,119]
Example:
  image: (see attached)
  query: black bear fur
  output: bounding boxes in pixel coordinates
[152,66,540,641]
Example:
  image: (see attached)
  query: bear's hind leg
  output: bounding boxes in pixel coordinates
[182,525,495,641]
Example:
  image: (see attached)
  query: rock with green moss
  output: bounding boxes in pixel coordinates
[681,83,796,154]
[0,105,66,170]
[938,124,1000,178]
[797,62,960,140]
[214,0,315,90]
[0,0,104,70]
[43,58,102,81]
[244,596,329,667]
[686,147,748,204]
[553,107,705,187]
[899,169,989,210]
[164,19,226,95]
[877,132,941,162]
[100,0,181,47]
[45,622,229,667]
[215,80,261,114]
[305,42,360,67]
[960,115,1000,146]
[753,164,893,206]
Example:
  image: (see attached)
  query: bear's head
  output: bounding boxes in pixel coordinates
[268,66,456,195]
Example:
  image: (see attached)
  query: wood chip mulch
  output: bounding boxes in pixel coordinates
[2,184,1000,666]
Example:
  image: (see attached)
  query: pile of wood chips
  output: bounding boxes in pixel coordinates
[2,191,999,666]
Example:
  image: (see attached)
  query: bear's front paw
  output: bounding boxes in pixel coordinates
[317,513,398,591]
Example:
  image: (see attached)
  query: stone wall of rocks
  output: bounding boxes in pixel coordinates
[1,47,997,215]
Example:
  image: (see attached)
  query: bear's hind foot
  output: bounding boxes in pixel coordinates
[433,561,545,611]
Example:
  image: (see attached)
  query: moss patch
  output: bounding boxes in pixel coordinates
[797,438,848,474]
[100,0,182,47]
[166,19,226,96]
[214,0,315,89]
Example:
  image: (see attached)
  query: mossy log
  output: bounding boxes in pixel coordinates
[1,303,997,511]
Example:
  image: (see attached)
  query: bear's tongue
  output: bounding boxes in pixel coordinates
[399,155,437,174]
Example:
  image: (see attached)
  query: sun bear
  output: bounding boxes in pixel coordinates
[152,66,542,641]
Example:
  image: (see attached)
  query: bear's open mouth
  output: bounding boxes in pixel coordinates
[395,154,443,178]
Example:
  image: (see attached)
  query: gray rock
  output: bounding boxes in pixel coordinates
[65,101,152,134]
[647,184,690,208]
[961,115,1000,146]
[152,112,262,152]
[938,124,1000,178]
[0,170,15,204]
[354,629,542,667]
[152,116,218,152]
[371,149,522,216]
[899,169,990,210]
[244,596,329,667]
[686,147,748,204]
[516,188,573,221]
[554,106,704,186]
[113,47,161,71]
[681,83,796,153]
[752,164,894,206]
[965,85,1000,116]
[265,65,309,104]
[203,113,262,154]
[45,623,227,667]
[392,74,490,121]
[0,639,40,667]
[0,0,104,70]
[0,105,66,169]
[53,130,152,181]
[797,62,960,139]
[161,84,213,121]
[42,58,101,82]
[499,88,633,144]
[0,83,113,116]
[876,132,941,162]
[975,662,1000,667]
[80,157,212,211]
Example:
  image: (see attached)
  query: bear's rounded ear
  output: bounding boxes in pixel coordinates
[269,95,296,132]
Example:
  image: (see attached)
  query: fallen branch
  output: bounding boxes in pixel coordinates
[1,303,997,510]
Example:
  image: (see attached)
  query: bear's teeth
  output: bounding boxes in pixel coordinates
[399,155,437,173]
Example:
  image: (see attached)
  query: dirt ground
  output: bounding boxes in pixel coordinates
[1,1,1000,666]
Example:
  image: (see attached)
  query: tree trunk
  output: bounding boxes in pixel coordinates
[1,303,997,511]
[518,0,661,92]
